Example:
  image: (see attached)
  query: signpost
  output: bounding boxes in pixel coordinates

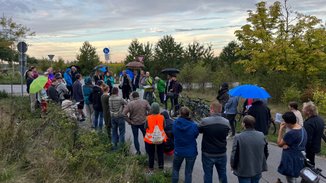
[103,47,110,62]
[17,41,28,96]
[48,54,55,66]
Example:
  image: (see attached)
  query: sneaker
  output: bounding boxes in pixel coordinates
[146,169,154,176]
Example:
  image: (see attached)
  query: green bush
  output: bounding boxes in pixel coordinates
[313,90,326,116]
[281,85,302,104]
[0,90,8,99]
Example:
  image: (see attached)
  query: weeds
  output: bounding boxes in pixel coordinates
[0,97,171,182]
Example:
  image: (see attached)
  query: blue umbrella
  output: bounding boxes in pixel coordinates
[119,69,134,80]
[228,84,271,99]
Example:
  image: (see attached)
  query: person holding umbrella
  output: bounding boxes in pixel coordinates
[26,70,36,112]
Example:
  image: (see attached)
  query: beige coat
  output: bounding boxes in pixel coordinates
[123,98,150,125]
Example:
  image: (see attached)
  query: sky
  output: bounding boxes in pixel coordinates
[1,0,325,63]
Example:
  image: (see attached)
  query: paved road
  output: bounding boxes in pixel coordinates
[2,84,326,182]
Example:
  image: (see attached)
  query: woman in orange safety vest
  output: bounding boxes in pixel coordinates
[144,102,167,173]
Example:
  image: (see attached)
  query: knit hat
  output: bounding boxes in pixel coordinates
[84,77,92,85]
[150,102,160,114]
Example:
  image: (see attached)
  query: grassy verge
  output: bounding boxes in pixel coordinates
[0,96,171,182]
[0,70,24,84]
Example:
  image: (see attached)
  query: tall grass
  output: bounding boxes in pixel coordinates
[0,97,171,182]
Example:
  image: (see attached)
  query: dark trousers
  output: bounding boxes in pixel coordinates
[131,124,145,153]
[306,149,316,166]
[159,92,165,104]
[122,86,131,100]
[145,142,164,169]
[165,94,179,113]
[67,85,73,97]
[226,114,237,136]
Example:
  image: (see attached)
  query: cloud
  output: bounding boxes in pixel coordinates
[1,0,325,62]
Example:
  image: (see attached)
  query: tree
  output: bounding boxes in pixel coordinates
[76,41,100,75]
[235,0,326,93]
[124,39,153,69]
[152,35,184,75]
[0,16,35,63]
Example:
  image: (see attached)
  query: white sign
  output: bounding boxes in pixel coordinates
[275,113,283,123]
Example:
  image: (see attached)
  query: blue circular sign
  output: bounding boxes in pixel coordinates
[103,48,110,54]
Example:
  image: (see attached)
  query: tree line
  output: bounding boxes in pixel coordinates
[1,0,325,104]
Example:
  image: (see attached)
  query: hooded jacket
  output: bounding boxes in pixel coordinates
[63,68,72,86]
[173,117,199,157]
[90,85,103,111]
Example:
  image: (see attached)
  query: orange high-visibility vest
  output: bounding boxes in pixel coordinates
[144,114,167,144]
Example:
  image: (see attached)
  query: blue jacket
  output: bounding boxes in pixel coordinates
[173,117,199,157]
[224,96,239,115]
[64,68,72,86]
[83,85,93,105]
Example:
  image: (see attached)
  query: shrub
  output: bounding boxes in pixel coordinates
[0,90,8,99]
[313,90,326,116]
[281,86,302,104]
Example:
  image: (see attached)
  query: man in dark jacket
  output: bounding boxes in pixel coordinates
[198,101,230,183]
[247,99,271,135]
[303,101,325,165]
[89,81,103,130]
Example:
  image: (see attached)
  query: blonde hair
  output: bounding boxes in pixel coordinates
[303,101,318,116]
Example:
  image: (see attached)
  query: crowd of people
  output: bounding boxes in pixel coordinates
[24,66,326,183]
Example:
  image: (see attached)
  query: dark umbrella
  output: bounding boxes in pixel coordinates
[161,68,180,75]
[125,61,144,69]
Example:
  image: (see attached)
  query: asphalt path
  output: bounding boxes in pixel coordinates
[2,84,326,183]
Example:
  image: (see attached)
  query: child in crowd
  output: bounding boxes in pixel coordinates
[61,93,77,120]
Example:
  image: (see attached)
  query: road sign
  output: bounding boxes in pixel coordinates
[17,42,28,53]
[105,54,110,62]
[48,54,55,61]
[137,56,144,63]
[103,48,110,54]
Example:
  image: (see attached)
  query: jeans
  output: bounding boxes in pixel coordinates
[111,117,126,146]
[226,114,237,136]
[172,154,197,183]
[93,110,103,130]
[145,142,164,169]
[202,154,228,183]
[85,104,94,127]
[131,124,145,153]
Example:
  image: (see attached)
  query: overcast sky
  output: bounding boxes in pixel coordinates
[1,0,325,62]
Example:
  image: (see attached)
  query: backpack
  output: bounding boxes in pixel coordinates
[152,124,164,144]
[177,82,183,93]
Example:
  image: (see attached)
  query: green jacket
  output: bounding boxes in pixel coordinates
[157,79,166,93]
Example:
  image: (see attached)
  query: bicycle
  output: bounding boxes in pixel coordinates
[300,152,326,183]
